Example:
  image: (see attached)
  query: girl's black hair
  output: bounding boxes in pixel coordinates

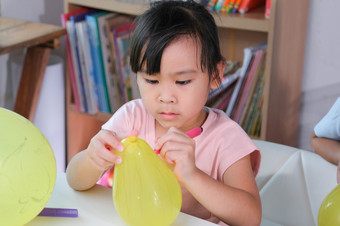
[130,0,224,83]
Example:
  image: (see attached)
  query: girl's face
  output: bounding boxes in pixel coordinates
[137,36,222,133]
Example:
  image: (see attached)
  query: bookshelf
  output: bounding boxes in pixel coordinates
[64,0,309,163]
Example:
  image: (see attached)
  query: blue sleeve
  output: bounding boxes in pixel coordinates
[314,97,340,140]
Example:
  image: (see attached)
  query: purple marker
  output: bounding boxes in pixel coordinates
[38,208,78,217]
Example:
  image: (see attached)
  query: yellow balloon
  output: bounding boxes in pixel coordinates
[0,108,56,225]
[318,184,340,226]
[113,136,182,226]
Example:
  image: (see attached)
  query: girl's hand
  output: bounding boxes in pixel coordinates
[155,127,198,182]
[86,129,138,172]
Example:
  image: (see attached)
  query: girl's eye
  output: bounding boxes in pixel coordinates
[176,80,191,85]
[145,79,159,84]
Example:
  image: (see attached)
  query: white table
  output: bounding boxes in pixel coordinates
[28,140,338,226]
[254,140,337,226]
[28,171,217,225]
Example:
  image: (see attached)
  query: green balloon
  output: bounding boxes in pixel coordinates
[318,184,340,226]
[0,108,56,225]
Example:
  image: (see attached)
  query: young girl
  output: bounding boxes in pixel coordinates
[66,1,262,225]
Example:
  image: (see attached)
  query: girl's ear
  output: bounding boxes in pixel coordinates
[210,60,226,89]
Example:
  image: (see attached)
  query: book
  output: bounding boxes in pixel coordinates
[225,43,267,117]
[206,0,218,11]
[61,8,89,112]
[237,48,266,125]
[221,0,230,13]
[68,10,100,113]
[265,0,271,18]
[66,20,87,112]
[75,20,99,114]
[104,14,134,111]
[227,0,236,13]
[234,49,262,123]
[244,54,266,135]
[232,0,243,13]
[113,22,139,103]
[215,0,226,12]
[229,54,255,119]
[239,0,265,14]
[97,12,121,113]
[86,11,112,113]
[243,54,266,134]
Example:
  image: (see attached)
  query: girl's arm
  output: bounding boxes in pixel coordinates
[183,155,261,226]
[66,149,106,191]
[156,127,261,225]
[66,129,135,191]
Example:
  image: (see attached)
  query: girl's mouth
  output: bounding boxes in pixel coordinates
[159,112,179,120]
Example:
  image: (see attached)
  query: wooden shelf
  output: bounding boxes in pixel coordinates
[66,0,148,16]
[66,0,269,31]
[214,6,269,32]
[69,104,111,122]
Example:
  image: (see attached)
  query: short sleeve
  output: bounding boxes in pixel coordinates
[314,97,340,140]
[101,99,144,133]
[195,108,261,182]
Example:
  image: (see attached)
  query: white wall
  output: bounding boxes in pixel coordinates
[1,0,63,24]
[302,0,340,92]
[299,0,340,151]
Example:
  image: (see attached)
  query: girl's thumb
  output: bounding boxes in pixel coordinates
[116,129,139,141]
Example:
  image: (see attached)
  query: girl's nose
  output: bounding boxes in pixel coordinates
[158,87,176,104]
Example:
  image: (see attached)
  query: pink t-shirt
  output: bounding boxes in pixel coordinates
[102,99,261,225]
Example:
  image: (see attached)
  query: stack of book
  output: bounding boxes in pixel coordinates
[207,43,267,137]
[61,8,140,114]
[207,0,270,17]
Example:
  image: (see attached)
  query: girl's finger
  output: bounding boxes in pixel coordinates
[103,129,139,152]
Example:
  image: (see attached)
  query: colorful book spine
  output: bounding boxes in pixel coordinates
[105,14,134,109]
[215,0,226,12]
[234,48,264,123]
[227,0,236,13]
[206,0,218,11]
[97,13,119,112]
[75,21,99,114]
[232,0,243,13]
[221,0,230,13]
[243,52,266,134]
[86,11,112,113]
[66,20,87,112]
[61,8,89,112]
[239,0,265,14]
[225,43,267,117]
[237,48,265,125]
[113,22,138,103]
[265,0,271,18]
[69,11,101,113]
[71,10,101,114]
